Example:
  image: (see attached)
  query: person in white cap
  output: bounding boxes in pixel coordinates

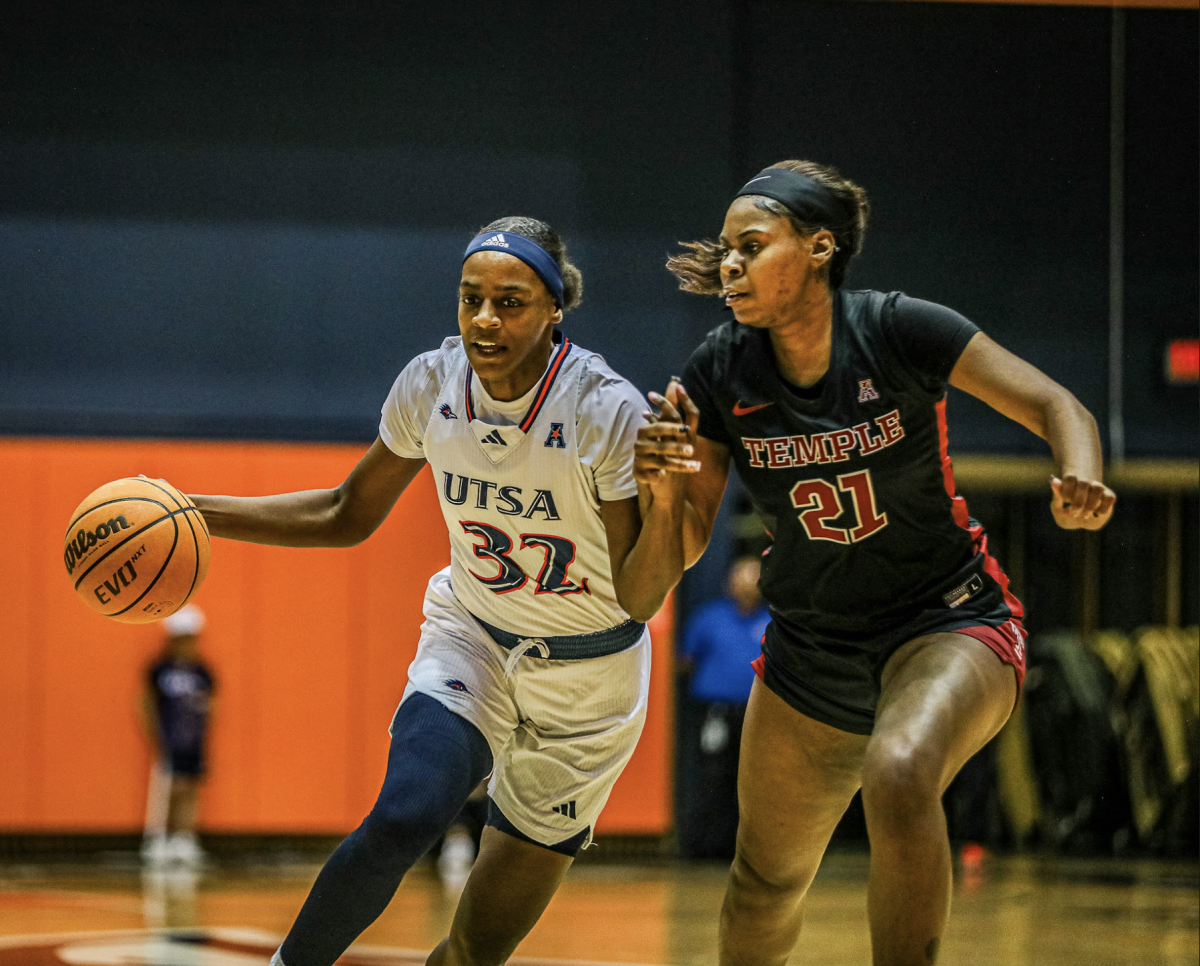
[138,604,215,867]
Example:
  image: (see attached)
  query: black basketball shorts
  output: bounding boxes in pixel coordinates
[752,577,1026,736]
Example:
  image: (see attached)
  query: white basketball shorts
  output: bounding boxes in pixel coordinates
[396,567,651,849]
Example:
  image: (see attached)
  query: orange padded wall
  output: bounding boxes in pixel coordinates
[0,437,672,835]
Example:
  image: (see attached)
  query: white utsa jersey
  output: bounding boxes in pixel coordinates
[379,332,646,637]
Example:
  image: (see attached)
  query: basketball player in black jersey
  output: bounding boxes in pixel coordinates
[634,160,1115,966]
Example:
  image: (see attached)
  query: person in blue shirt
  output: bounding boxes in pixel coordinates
[678,554,770,858]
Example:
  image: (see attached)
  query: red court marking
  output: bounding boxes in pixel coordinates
[0,928,668,966]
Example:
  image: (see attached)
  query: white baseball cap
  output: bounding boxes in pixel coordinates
[163,604,206,638]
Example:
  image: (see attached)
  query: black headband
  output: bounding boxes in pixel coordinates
[735,167,854,229]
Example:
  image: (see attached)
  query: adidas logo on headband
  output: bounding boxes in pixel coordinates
[479,233,509,249]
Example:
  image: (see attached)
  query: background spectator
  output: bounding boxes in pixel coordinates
[677,554,770,859]
[139,605,215,867]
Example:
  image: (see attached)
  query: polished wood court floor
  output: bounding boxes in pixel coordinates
[0,850,1195,965]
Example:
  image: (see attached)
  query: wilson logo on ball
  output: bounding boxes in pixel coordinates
[64,516,132,576]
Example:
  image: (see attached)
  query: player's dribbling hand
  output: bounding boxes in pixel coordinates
[1050,474,1116,530]
[635,378,702,491]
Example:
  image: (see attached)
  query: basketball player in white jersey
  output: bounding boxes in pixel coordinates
[188,216,688,966]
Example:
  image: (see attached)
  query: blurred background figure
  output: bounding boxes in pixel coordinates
[138,604,215,868]
[676,554,770,860]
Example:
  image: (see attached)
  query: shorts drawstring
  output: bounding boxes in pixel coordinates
[503,637,550,678]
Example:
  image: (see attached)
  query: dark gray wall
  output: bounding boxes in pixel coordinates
[1123,9,1199,455]
[1,0,1195,455]
[0,1,732,439]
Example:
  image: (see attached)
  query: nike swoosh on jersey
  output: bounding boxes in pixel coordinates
[732,401,775,416]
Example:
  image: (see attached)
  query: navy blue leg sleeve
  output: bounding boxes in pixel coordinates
[280,693,493,966]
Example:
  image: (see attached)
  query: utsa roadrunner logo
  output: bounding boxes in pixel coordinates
[439,403,458,420]
[858,378,880,402]
[544,422,565,448]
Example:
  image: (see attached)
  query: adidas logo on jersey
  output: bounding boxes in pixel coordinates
[551,801,577,820]
[481,429,507,446]
[479,233,509,249]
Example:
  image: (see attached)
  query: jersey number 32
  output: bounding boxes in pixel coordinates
[461,521,591,596]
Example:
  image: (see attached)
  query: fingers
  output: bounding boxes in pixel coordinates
[635,409,699,480]
[669,377,702,433]
[635,426,700,476]
[648,390,683,425]
[635,379,703,482]
[1050,475,1117,530]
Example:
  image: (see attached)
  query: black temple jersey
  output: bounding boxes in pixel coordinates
[684,289,1022,645]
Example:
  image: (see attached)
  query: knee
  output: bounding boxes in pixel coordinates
[728,841,813,904]
[860,739,943,831]
[362,793,449,852]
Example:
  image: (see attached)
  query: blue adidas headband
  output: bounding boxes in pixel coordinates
[463,231,565,308]
[736,167,854,229]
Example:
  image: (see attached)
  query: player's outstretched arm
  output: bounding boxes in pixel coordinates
[950,332,1116,530]
[634,381,730,569]
[601,494,682,623]
[189,437,427,548]
[628,379,729,600]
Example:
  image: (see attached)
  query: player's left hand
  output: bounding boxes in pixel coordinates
[1050,474,1116,530]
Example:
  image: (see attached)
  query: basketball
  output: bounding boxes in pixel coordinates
[63,476,210,624]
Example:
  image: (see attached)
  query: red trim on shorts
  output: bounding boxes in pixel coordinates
[935,398,1025,621]
[953,621,1028,689]
[752,652,766,680]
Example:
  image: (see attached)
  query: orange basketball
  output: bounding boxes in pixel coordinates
[64,476,210,624]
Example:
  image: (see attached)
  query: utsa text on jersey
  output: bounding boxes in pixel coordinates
[442,472,561,520]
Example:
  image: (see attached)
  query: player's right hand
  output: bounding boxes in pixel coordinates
[1050,474,1116,530]
[634,378,702,486]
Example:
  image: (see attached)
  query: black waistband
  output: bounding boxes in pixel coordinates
[475,617,646,660]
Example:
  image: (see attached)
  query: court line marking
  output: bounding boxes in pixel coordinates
[0,928,670,966]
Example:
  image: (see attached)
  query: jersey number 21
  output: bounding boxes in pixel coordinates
[790,469,889,545]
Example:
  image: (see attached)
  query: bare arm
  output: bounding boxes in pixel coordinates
[677,427,731,568]
[950,332,1115,529]
[601,495,681,623]
[190,437,427,547]
[628,380,731,599]
[600,378,736,622]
